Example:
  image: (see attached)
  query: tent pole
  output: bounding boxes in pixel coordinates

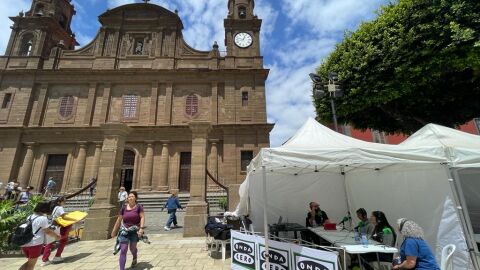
[341,166,353,229]
[262,165,270,269]
[444,165,480,269]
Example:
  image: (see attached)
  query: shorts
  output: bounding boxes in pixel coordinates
[118,231,139,243]
[21,245,43,259]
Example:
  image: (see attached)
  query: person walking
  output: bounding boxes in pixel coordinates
[89,178,96,197]
[19,201,60,270]
[111,191,145,270]
[42,197,76,265]
[163,192,183,231]
[44,177,56,197]
[393,218,440,270]
[118,187,128,209]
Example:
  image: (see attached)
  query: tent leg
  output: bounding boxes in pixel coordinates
[262,166,270,270]
[444,165,480,269]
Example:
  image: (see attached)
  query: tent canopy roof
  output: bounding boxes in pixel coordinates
[249,118,480,173]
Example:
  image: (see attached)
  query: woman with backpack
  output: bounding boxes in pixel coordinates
[18,201,60,270]
[42,196,76,265]
[111,191,145,270]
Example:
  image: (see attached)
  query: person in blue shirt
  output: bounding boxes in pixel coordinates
[162,192,182,231]
[393,218,440,270]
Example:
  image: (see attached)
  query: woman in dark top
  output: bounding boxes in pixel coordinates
[360,211,396,269]
[111,191,145,270]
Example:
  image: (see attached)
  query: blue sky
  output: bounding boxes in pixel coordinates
[0,0,389,146]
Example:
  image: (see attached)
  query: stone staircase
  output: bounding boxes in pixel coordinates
[63,192,228,215]
[137,192,228,215]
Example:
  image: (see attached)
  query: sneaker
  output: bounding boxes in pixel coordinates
[172,224,179,228]
[41,260,51,266]
[131,258,137,268]
[52,256,64,263]
[164,226,171,231]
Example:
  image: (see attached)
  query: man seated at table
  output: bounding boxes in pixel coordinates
[355,208,374,235]
[306,202,330,227]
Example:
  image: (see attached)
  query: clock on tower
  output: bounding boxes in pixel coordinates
[224,0,263,69]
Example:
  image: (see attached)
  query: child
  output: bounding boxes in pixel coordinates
[19,201,60,270]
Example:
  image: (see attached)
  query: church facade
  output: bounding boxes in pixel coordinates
[0,0,272,238]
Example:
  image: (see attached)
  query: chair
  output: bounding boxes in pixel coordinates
[441,244,456,270]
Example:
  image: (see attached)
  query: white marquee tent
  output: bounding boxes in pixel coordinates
[235,118,480,269]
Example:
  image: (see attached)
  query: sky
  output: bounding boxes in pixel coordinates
[0,0,389,146]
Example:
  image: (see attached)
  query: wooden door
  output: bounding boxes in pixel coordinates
[42,154,68,193]
[178,152,191,193]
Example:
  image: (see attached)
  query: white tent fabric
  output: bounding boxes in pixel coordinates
[236,118,480,269]
[401,123,480,167]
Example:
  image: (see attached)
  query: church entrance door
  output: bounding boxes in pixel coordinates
[42,154,68,194]
[178,152,191,193]
[121,150,135,192]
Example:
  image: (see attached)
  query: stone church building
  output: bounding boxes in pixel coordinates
[0,0,272,237]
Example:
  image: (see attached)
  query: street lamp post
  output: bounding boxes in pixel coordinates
[309,72,343,132]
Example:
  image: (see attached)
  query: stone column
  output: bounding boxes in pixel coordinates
[17,143,36,188]
[209,139,219,179]
[157,141,169,191]
[70,141,88,190]
[140,141,155,191]
[184,121,211,237]
[82,123,131,240]
[88,142,103,184]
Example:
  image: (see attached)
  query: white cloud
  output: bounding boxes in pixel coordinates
[281,0,386,34]
[0,0,31,54]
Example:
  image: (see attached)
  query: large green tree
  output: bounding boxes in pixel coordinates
[314,0,480,134]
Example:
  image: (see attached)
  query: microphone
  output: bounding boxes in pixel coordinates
[337,216,350,225]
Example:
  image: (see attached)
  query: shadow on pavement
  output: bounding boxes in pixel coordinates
[132,262,154,269]
[63,253,92,263]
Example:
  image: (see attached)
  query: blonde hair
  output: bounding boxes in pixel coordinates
[397,218,424,239]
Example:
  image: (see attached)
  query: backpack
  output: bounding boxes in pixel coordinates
[9,215,41,246]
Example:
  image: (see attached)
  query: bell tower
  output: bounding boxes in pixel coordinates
[4,0,77,59]
[224,0,263,68]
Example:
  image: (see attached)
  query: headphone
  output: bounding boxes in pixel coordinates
[399,219,409,232]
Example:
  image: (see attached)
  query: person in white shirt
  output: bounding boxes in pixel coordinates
[20,201,60,270]
[42,197,76,265]
[118,187,128,208]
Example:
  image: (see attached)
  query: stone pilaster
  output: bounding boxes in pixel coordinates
[184,121,211,237]
[157,141,169,191]
[209,139,219,178]
[82,123,131,240]
[17,143,36,188]
[70,141,88,189]
[140,141,155,191]
[88,142,103,185]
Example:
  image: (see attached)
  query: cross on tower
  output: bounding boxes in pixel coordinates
[143,0,150,3]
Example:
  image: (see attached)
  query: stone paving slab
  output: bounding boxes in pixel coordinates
[0,233,230,270]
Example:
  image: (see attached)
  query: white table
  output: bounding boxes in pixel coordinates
[310,227,398,270]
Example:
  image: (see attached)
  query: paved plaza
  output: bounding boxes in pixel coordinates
[0,232,230,270]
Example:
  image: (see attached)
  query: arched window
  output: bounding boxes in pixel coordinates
[238,6,247,19]
[185,94,199,117]
[34,4,44,16]
[58,96,75,119]
[20,34,34,56]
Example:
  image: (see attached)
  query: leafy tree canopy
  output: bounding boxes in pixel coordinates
[314,0,480,134]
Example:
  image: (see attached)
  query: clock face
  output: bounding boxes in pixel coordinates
[234,32,253,48]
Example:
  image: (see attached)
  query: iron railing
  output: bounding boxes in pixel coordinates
[206,170,229,216]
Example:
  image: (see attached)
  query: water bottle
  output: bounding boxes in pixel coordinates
[354,231,360,242]
[361,234,368,248]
